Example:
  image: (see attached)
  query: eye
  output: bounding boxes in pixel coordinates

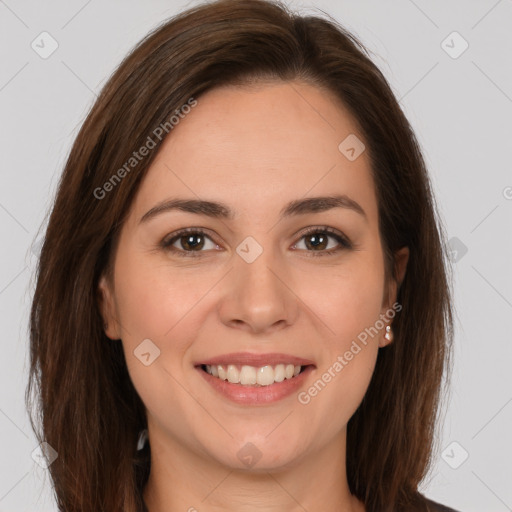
[291,226,352,257]
[161,228,219,257]
[161,226,352,258]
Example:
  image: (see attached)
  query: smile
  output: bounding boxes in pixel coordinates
[202,363,304,386]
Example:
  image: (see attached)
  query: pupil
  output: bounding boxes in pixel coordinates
[307,233,326,250]
[183,234,203,250]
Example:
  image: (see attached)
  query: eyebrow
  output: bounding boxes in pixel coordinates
[140,194,367,224]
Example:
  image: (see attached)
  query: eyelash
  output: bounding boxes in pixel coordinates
[160,226,352,258]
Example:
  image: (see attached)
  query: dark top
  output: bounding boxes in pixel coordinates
[425,496,460,512]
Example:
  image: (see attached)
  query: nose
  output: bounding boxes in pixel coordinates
[217,246,299,335]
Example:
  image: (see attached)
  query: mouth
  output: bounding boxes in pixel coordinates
[194,352,315,405]
[200,363,310,386]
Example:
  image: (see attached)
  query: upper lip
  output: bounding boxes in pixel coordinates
[196,352,315,367]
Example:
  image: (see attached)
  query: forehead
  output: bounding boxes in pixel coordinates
[130,81,378,224]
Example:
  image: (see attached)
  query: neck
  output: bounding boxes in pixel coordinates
[142,424,364,512]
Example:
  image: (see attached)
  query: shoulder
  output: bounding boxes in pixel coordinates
[424,496,461,512]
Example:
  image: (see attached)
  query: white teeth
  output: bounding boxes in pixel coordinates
[217,365,227,380]
[240,365,257,385]
[204,363,304,386]
[227,364,239,383]
[274,364,285,382]
[257,366,274,386]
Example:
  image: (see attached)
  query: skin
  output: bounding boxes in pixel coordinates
[99,80,409,512]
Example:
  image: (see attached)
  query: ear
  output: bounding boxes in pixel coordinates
[97,274,121,340]
[379,246,409,347]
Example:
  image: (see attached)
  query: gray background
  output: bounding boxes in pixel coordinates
[1,0,511,510]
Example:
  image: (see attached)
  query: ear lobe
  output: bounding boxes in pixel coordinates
[97,275,120,340]
[380,246,409,347]
[378,324,394,348]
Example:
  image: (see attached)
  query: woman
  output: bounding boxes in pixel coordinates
[26,0,458,511]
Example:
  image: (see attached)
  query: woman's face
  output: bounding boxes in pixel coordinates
[99,81,408,472]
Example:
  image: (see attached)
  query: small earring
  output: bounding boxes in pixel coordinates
[384,324,394,343]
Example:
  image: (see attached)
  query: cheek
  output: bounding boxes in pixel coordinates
[313,255,385,345]
[300,318,380,438]
[320,346,378,428]
[112,255,205,422]
[113,250,203,340]
[112,251,214,397]
[301,248,384,411]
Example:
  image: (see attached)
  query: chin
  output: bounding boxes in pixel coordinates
[203,433,306,473]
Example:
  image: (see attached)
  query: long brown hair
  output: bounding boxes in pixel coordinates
[26,1,454,510]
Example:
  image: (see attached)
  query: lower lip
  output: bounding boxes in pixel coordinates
[197,365,315,405]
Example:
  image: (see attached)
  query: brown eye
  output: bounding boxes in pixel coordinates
[176,233,206,251]
[303,232,330,251]
[161,226,351,259]
[293,227,352,257]
[162,228,218,257]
